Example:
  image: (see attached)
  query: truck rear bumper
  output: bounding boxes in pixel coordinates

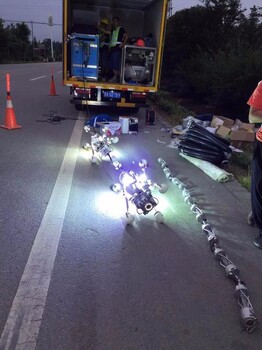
[70,98,148,108]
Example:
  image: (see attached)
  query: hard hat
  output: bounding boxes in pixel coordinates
[135,38,145,47]
[100,18,110,25]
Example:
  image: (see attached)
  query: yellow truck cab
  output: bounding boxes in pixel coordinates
[63,0,168,111]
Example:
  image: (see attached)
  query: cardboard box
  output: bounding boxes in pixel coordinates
[216,125,231,138]
[230,130,255,142]
[230,130,249,141]
[216,122,255,142]
[211,115,235,128]
[211,116,255,143]
[236,121,254,132]
[229,121,255,142]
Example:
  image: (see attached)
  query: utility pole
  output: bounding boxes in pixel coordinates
[168,0,173,18]
[48,16,54,61]
[31,21,34,59]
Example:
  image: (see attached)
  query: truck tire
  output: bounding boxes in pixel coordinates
[75,104,87,111]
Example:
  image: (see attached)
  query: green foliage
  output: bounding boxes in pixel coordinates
[238,174,251,191]
[0,19,8,62]
[231,143,253,167]
[0,19,62,63]
[179,48,262,119]
[162,1,262,120]
[227,142,252,191]
[149,90,192,125]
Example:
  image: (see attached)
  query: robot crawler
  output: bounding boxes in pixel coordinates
[83,125,167,224]
[83,125,121,169]
[111,159,168,224]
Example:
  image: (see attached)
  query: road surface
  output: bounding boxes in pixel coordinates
[0,62,262,350]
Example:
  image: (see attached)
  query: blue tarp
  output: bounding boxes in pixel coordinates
[85,114,113,127]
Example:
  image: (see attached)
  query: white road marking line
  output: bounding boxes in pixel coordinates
[0,118,84,350]
[30,76,46,81]
[57,70,62,73]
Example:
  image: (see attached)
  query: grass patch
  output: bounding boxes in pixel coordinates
[228,143,253,191]
[148,90,194,125]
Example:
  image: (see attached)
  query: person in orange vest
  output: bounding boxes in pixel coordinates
[108,16,128,83]
[247,80,262,248]
[98,18,111,81]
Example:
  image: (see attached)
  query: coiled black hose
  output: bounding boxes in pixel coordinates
[179,122,232,165]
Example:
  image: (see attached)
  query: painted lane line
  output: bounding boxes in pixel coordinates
[30,76,46,81]
[0,119,84,350]
[57,70,62,73]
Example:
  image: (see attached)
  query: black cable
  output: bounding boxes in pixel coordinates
[36,111,66,124]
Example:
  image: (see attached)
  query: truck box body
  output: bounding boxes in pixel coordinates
[62,0,168,109]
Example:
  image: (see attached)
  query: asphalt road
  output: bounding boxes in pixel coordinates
[0,62,262,350]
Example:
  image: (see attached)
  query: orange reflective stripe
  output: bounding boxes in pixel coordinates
[6,73,10,93]
[247,81,262,110]
[256,127,262,142]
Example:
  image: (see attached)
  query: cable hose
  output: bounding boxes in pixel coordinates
[183,134,230,154]
[185,129,232,153]
[186,126,232,153]
[179,141,224,159]
[189,122,231,146]
[178,141,227,165]
[178,150,222,165]
[178,148,224,165]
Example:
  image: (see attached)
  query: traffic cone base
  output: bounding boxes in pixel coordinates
[0,96,21,130]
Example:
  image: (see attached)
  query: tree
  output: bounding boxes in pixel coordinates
[163,6,218,69]
[201,0,246,25]
[161,1,262,119]
[238,6,262,49]
[0,19,8,62]
[10,22,31,44]
[42,38,62,61]
[4,22,31,61]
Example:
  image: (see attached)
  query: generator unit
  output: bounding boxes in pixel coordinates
[121,45,157,86]
[71,33,99,81]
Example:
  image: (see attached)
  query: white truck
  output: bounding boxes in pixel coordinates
[62,0,168,111]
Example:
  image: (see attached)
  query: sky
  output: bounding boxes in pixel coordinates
[0,0,261,42]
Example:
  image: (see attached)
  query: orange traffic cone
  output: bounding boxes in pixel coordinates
[49,75,57,96]
[0,74,21,130]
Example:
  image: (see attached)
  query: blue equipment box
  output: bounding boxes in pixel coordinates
[71,33,99,80]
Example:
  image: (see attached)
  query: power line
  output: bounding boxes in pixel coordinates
[2,19,62,26]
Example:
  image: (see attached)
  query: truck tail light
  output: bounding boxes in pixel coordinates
[131,92,147,99]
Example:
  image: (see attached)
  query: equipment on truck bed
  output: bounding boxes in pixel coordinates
[121,45,157,85]
[71,33,99,81]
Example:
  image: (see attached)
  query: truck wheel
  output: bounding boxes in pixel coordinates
[117,107,139,115]
[129,107,139,114]
[75,104,87,111]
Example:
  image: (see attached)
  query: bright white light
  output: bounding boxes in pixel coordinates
[120,172,135,186]
[111,149,122,160]
[95,191,124,218]
[154,194,170,213]
[137,172,147,183]
[139,159,148,168]
[112,136,119,144]
[80,147,93,161]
